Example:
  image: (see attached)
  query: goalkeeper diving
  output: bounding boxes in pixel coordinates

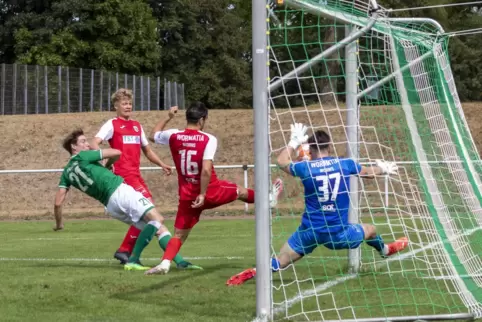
[226,123,409,286]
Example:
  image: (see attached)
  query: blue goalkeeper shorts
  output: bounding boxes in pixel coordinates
[287,223,365,256]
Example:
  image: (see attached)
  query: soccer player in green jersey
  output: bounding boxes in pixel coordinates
[53,129,168,271]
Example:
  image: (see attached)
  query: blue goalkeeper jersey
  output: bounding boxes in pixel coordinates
[289,157,362,233]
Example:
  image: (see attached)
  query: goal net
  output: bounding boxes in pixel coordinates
[266,0,482,320]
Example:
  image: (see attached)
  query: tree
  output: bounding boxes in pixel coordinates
[150,0,252,108]
[10,0,161,75]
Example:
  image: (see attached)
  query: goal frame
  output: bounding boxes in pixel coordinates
[252,0,479,321]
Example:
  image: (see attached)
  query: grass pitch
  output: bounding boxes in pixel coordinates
[0,217,472,322]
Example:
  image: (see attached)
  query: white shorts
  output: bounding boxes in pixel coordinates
[106,183,155,230]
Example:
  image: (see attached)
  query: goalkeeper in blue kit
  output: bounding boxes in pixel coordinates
[227,123,409,286]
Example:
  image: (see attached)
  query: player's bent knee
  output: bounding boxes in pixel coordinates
[147,220,162,229]
[143,208,165,223]
[174,228,191,243]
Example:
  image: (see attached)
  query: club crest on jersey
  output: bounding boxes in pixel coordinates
[133,126,139,132]
[123,135,140,144]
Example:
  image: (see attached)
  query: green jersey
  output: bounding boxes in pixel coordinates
[58,150,124,206]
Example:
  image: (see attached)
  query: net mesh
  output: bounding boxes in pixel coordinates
[267,0,482,320]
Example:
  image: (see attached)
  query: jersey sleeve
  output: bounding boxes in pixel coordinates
[58,171,71,189]
[203,135,218,160]
[289,161,309,178]
[140,126,149,147]
[341,158,362,175]
[95,119,114,141]
[153,129,179,145]
[79,150,103,163]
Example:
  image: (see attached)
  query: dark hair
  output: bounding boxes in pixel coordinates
[62,129,84,155]
[186,101,208,124]
[308,130,331,155]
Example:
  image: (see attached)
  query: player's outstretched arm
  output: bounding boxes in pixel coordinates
[359,160,398,179]
[89,137,103,151]
[141,145,172,175]
[53,188,68,231]
[277,123,309,175]
[192,160,213,208]
[149,106,178,143]
[102,148,121,169]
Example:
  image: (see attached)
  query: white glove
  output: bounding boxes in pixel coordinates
[288,123,309,150]
[376,159,398,175]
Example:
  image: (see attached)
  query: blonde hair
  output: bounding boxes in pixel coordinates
[111,88,133,107]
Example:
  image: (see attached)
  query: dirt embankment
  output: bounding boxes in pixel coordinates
[0,103,480,219]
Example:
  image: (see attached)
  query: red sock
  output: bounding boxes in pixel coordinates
[246,189,255,203]
[161,237,183,261]
[118,225,141,253]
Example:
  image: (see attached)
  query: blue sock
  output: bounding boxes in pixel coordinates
[365,235,385,253]
[271,257,280,272]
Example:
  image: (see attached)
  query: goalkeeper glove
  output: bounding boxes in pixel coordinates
[376,159,398,175]
[288,123,309,150]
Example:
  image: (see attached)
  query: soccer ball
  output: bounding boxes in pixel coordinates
[295,144,311,161]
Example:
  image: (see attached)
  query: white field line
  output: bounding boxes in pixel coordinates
[4,235,255,241]
[0,256,246,262]
[270,226,481,317]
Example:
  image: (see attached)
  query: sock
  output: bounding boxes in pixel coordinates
[246,189,255,203]
[158,232,187,264]
[161,237,183,262]
[118,225,141,253]
[271,257,280,272]
[365,235,387,254]
[127,221,160,263]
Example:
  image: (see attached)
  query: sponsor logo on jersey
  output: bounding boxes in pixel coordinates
[133,126,139,132]
[120,125,126,129]
[320,204,336,212]
[123,135,140,144]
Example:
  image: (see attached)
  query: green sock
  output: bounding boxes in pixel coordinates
[158,233,186,264]
[128,223,158,263]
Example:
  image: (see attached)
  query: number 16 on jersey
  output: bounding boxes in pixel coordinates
[179,149,199,176]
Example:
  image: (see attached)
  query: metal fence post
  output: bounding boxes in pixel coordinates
[12,64,17,114]
[66,67,70,113]
[157,77,160,110]
[44,65,48,113]
[124,73,127,88]
[244,165,249,213]
[163,78,167,110]
[35,65,39,114]
[147,77,151,111]
[79,68,83,112]
[140,76,144,111]
[58,66,62,113]
[132,75,136,111]
[90,69,94,112]
[115,72,119,90]
[108,72,112,109]
[24,65,28,114]
[99,70,103,111]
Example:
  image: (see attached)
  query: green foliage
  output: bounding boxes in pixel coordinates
[0,0,480,104]
[10,0,161,75]
[150,0,252,108]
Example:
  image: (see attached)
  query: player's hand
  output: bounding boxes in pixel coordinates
[288,123,309,150]
[376,159,398,175]
[192,194,205,208]
[168,106,178,119]
[53,223,64,231]
[162,165,173,176]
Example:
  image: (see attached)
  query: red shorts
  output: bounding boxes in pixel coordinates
[123,175,153,200]
[174,180,239,229]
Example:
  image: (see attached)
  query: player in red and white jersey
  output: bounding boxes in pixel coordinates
[144,102,283,275]
[90,88,201,270]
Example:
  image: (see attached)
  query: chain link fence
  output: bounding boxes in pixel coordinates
[0,64,185,115]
